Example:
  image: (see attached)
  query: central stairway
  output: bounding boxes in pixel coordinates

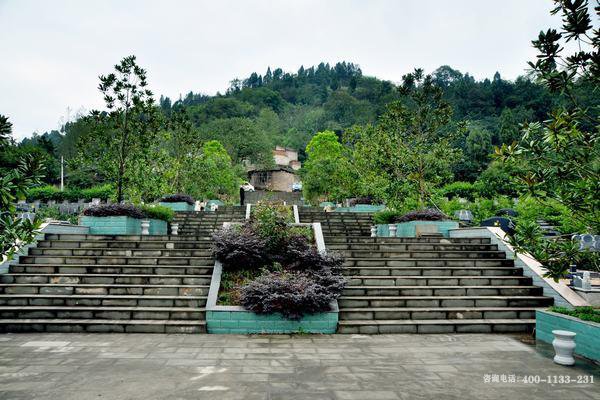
[0,207,246,333]
[298,209,553,334]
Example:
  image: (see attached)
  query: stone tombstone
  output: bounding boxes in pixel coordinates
[454,209,473,223]
[47,200,56,207]
[580,234,595,251]
[32,200,41,210]
[594,236,600,251]
[480,217,515,235]
[91,198,101,205]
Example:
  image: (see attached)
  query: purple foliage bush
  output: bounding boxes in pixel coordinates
[82,204,145,219]
[160,194,195,205]
[395,209,449,223]
[240,271,345,320]
[211,226,270,271]
[347,196,374,207]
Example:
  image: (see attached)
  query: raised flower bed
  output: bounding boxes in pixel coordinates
[80,204,173,235]
[536,307,600,362]
[159,194,195,212]
[375,209,458,237]
[206,203,344,334]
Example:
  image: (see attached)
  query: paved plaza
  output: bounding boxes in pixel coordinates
[0,333,598,400]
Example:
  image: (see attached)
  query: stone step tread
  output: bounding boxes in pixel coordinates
[0,294,207,300]
[0,306,205,312]
[25,255,214,259]
[343,257,506,261]
[338,319,536,326]
[346,275,527,279]
[0,319,206,326]
[343,266,519,270]
[339,307,540,312]
[344,285,538,289]
[5,273,212,278]
[339,295,551,300]
[0,283,208,287]
[11,263,214,268]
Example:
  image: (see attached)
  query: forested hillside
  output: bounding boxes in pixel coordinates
[9,61,596,189]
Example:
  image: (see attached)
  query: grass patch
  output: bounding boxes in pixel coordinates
[217,269,262,305]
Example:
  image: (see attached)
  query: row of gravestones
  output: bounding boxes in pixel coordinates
[16,199,109,213]
[572,234,600,252]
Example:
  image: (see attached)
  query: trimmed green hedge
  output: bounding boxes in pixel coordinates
[27,184,113,202]
[550,306,600,324]
[140,204,174,223]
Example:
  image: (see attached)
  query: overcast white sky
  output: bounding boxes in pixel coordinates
[1,0,562,139]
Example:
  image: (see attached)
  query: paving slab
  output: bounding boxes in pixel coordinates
[0,333,597,400]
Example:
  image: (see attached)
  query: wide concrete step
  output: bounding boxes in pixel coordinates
[0,294,207,307]
[9,264,213,275]
[327,243,498,251]
[346,276,532,286]
[0,284,209,296]
[342,266,522,276]
[0,306,205,320]
[336,250,506,259]
[2,273,211,285]
[0,318,205,333]
[324,237,491,244]
[337,319,536,334]
[342,285,543,297]
[338,295,553,308]
[37,240,214,250]
[342,259,514,268]
[29,248,214,257]
[45,234,212,241]
[339,307,537,320]
[19,255,214,266]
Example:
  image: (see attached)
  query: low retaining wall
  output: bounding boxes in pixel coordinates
[335,205,385,213]
[378,221,459,237]
[207,308,338,334]
[159,202,194,212]
[536,310,600,362]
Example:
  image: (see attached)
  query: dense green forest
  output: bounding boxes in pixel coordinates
[6,61,596,189]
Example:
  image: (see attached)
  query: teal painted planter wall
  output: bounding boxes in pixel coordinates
[377,220,459,237]
[148,219,167,235]
[207,309,338,334]
[80,216,141,235]
[80,216,167,235]
[159,202,194,211]
[536,310,600,362]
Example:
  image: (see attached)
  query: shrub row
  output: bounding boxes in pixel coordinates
[27,184,113,202]
[82,203,174,222]
[160,194,195,205]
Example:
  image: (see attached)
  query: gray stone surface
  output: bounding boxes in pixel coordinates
[0,333,597,399]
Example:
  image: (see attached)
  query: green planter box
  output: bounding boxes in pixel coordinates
[377,220,459,237]
[80,216,141,235]
[207,309,338,334]
[80,216,167,235]
[159,202,194,212]
[148,219,167,235]
[536,310,600,362]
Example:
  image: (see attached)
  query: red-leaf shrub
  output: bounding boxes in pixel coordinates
[240,271,345,320]
[82,204,145,219]
[395,209,449,223]
[160,194,195,205]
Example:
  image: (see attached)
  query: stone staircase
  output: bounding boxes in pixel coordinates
[173,206,246,235]
[0,207,246,333]
[298,210,553,334]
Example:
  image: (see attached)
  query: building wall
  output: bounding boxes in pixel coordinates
[248,170,299,192]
